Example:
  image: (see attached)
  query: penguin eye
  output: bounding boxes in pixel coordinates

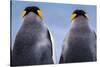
[22,10,26,17]
[37,10,43,19]
[71,13,77,21]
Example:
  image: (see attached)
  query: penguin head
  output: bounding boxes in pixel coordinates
[71,9,88,22]
[22,6,43,19]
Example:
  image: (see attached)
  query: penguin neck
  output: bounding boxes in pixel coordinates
[71,16,89,29]
[23,13,43,26]
[22,13,45,31]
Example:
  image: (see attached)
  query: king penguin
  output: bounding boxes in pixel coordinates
[59,9,96,63]
[11,6,54,66]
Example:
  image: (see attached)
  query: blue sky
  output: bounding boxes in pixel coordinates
[11,1,96,63]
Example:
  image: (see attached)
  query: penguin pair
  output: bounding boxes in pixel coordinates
[11,6,96,66]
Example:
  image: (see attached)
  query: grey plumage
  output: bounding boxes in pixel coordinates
[11,7,54,66]
[59,10,96,63]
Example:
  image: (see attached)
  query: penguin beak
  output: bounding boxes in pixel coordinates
[30,12,34,16]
